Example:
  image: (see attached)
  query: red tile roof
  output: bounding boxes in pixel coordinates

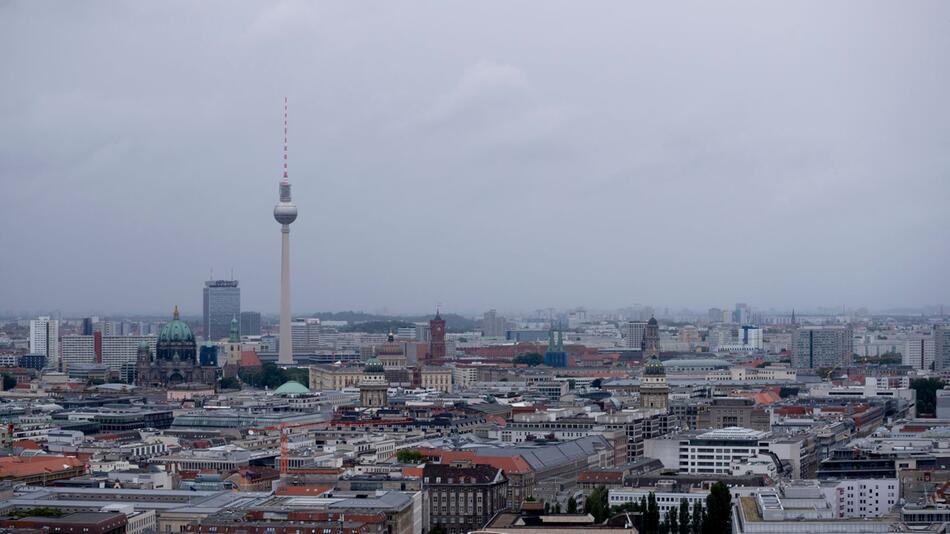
[0,456,84,479]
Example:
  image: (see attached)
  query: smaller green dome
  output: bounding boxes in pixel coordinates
[643,356,666,376]
[364,355,385,374]
[273,380,310,396]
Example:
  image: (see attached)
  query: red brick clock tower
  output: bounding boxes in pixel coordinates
[428,308,446,362]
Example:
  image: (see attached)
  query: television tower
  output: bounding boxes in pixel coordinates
[274,97,297,365]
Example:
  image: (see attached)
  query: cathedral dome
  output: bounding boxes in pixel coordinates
[159,306,195,344]
[643,356,666,376]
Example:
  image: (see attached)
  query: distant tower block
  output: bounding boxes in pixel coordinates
[273,97,298,365]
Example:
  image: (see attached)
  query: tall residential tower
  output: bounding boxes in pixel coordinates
[274,97,298,365]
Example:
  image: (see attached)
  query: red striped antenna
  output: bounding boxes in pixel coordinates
[282,97,289,182]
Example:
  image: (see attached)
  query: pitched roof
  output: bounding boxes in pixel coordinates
[240,351,262,367]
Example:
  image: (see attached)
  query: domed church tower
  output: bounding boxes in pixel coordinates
[639,355,669,412]
[360,349,389,408]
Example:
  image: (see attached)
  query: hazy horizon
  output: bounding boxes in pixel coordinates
[3,2,949,316]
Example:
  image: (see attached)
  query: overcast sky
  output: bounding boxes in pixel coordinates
[2,1,949,317]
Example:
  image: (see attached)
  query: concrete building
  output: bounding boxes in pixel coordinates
[481,310,509,338]
[622,321,646,350]
[644,427,816,479]
[240,311,262,336]
[904,334,935,371]
[29,316,60,370]
[61,334,96,369]
[935,325,950,372]
[792,326,853,369]
[695,397,770,432]
[291,318,322,352]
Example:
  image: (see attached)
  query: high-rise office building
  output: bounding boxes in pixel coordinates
[240,311,262,336]
[203,280,240,341]
[480,309,508,338]
[792,326,853,369]
[81,317,97,336]
[622,321,647,349]
[904,335,935,371]
[29,316,60,370]
[291,319,321,352]
[935,325,950,372]
[733,303,751,324]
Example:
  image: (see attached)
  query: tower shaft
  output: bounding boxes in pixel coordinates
[278,225,293,365]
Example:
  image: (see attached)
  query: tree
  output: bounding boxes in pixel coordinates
[219,376,240,390]
[646,492,660,534]
[2,374,17,391]
[396,449,425,464]
[678,498,691,534]
[911,378,945,417]
[702,482,732,534]
[513,353,544,366]
[554,502,562,514]
[691,501,704,534]
[585,486,610,523]
[429,525,447,534]
[567,496,577,513]
[668,508,678,534]
[544,502,550,514]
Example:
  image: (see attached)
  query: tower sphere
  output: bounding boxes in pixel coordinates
[274,201,297,225]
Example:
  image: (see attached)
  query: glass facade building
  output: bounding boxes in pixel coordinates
[203,280,240,341]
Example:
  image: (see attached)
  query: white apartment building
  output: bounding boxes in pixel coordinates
[29,316,60,369]
[622,321,646,349]
[821,478,898,518]
[904,335,935,371]
[101,335,156,372]
[61,335,96,369]
[451,366,479,389]
[609,486,761,516]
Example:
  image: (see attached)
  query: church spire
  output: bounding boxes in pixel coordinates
[173,305,180,320]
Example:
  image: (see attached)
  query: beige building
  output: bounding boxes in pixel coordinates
[421,367,452,393]
[309,365,365,391]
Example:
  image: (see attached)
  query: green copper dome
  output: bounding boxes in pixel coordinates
[364,354,385,374]
[274,380,310,396]
[158,305,195,344]
[643,356,666,376]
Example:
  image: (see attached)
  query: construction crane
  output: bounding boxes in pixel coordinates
[279,423,289,477]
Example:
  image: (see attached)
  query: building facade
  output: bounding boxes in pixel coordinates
[240,311,262,336]
[29,316,60,370]
[203,280,240,341]
[423,462,509,534]
[792,326,853,369]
